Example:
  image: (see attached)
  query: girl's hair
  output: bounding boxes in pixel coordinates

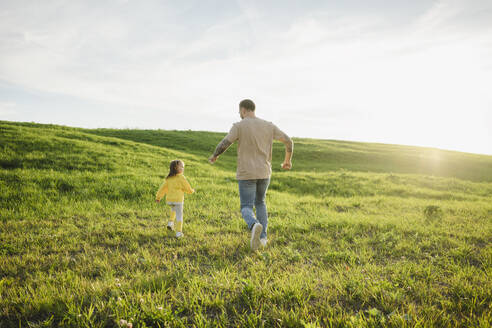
[166,160,183,179]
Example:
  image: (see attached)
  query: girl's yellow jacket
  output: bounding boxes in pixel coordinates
[156,173,194,203]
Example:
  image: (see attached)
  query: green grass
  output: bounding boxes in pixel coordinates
[1,120,491,327]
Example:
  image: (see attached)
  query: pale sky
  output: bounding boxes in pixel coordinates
[1,0,491,155]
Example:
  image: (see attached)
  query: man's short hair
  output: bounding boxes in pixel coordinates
[239,99,255,111]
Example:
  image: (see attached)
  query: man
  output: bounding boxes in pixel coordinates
[208,99,293,251]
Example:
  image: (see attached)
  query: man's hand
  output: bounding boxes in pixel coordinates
[281,161,292,170]
[208,155,217,164]
[155,199,160,203]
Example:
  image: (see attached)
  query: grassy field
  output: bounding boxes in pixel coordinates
[1,120,491,327]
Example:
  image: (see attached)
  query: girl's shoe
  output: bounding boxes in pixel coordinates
[260,238,268,247]
[175,232,184,238]
[167,221,174,231]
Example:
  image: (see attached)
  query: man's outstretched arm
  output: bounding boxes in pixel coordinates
[208,138,232,163]
[278,132,294,170]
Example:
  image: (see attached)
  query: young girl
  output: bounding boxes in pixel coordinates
[155,160,195,238]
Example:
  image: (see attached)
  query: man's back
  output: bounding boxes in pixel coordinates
[226,117,285,180]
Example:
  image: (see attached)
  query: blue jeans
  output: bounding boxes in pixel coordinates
[238,178,270,239]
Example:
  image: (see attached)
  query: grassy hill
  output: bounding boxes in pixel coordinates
[1,120,491,327]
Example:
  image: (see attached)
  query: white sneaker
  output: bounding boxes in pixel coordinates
[175,231,184,238]
[250,223,263,251]
[167,221,174,231]
[260,238,267,247]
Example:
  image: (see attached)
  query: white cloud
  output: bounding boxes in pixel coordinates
[0,101,17,117]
